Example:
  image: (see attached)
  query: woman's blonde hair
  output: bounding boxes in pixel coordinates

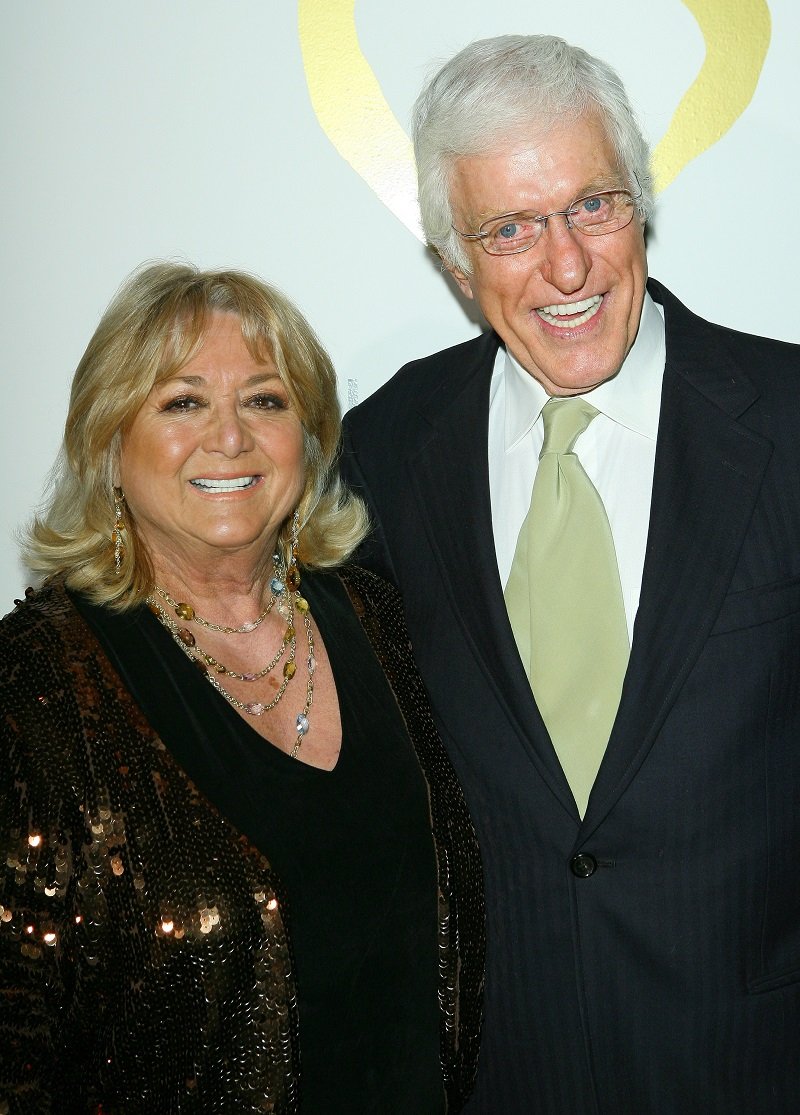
[24,261,369,608]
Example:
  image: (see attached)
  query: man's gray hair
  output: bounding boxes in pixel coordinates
[412,35,653,274]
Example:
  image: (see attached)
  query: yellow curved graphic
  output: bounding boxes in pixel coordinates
[298,0,422,239]
[652,0,771,191]
[299,0,771,232]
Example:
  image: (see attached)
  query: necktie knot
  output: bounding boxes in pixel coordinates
[540,397,599,458]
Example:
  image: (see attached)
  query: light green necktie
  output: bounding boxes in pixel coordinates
[504,397,629,816]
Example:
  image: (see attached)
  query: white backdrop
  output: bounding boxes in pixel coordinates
[2,0,797,603]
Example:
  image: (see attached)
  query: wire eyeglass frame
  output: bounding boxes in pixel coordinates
[452,180,643,256]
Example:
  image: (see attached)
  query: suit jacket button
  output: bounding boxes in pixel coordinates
[570,853,598,878]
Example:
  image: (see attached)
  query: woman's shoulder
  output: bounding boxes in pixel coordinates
[300,563,405,630]
[334,563,403,611]
[2,576,76,631]
[0,579,118,745]
[0,577,80,661]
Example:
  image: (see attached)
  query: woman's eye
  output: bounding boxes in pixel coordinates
[162,395,201,412]
[248,393,287,410]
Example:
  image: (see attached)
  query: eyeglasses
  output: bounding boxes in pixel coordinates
[452,185,642,256]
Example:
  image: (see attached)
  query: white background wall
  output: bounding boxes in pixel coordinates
[2,1,798,603]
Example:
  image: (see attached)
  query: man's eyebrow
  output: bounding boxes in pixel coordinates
[570,175,630,197]
[474,177,630,222]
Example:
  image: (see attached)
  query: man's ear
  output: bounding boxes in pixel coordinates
[445,262,474,300]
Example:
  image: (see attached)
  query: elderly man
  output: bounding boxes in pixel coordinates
[341,35,800,1115]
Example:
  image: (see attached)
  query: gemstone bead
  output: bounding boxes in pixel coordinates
[295,596,309,614]
[175,602,195,621]
[270,578,285,596]
[177,628,196,647]
[296,714,310,735]
[283,662,296,680]
[246,702,266,715]
[286,567,301,591]
[307,656,316,673]
[284,626,295,642]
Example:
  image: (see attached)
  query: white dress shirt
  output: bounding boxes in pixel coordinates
[488,292,666,641]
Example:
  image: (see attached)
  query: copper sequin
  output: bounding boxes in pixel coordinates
[0,571,484,1112]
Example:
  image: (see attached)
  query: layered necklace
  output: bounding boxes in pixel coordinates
[147,552,315,758]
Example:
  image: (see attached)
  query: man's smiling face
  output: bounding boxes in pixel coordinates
[447,111,648,396]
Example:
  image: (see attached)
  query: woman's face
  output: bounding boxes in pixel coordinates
[119,311,305,577]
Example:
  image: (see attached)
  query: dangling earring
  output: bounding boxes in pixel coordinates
[112,487,126,576]
[286,510,301,591]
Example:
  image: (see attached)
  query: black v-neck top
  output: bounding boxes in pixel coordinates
[72,569,444,1113]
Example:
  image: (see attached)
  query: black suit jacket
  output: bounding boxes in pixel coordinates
[341,279,800,1114]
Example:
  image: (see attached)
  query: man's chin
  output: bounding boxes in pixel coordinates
[528,362,625,396]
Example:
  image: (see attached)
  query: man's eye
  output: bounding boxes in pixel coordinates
[498,222,521,240]
[576,195,611,221]
[487,216,537,246]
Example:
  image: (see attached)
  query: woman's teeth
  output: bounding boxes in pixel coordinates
[190,477,258,491]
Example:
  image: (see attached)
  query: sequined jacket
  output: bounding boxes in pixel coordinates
[0,569,484,1114]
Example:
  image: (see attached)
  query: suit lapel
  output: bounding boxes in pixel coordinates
[401,286,773,828]
[583,282,774,831]
[408,333,580,816]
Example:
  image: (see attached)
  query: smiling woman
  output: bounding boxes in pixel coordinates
[0,263,484,1114]
[119,313,306,580]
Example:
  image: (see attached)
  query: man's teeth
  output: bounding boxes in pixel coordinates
[536,294,602,328]
[190,477,258,491]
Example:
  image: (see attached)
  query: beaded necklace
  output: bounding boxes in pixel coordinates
[153,584,275,633]
[147,556,315,757]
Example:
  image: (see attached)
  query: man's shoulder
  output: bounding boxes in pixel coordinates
[396,328,498,373]
[345,329,499,432]
[652,278,799,377]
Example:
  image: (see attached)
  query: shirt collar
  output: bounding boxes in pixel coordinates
[503,290,666,450]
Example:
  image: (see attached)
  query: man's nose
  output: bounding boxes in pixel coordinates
[537,216,592,294]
